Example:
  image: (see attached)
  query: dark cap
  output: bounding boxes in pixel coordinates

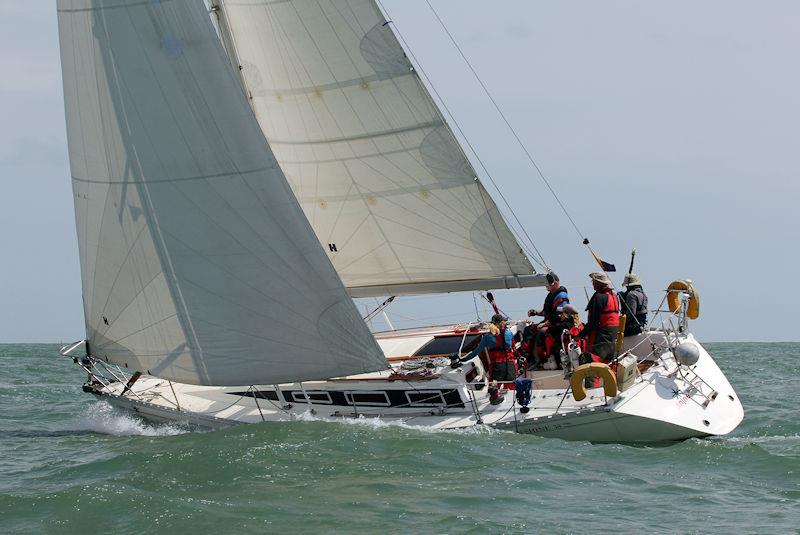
[491,313,506,324]
[545,272,559,284]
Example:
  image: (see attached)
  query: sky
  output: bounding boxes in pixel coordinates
[0,1,798,343]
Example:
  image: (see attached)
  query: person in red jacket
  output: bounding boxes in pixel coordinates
[557,304,584,340]
[580,272,620,362]
[456,314,517,404]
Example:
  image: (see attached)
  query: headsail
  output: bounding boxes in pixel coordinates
[214,0,542,297]
[57,0,387,386]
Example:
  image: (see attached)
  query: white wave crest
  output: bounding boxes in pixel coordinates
[726,433,800,444]
[292,409,500,436]
[74,401,191,437]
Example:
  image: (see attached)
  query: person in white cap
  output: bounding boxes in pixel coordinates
[618,273,648,336]
[580,272,621,362]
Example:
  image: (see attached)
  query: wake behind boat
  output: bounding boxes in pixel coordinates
[54,0,742,443]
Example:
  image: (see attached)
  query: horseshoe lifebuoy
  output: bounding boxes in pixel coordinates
[667,279,700,319]
[570,362,618,401]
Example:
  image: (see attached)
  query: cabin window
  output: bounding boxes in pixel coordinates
[291,391,333,404]
[405,390,446,407]
[412,334,482,357]
[345,391,391,407]
[251,390,279,401]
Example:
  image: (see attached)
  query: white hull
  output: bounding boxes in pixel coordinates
[79,328,743,444]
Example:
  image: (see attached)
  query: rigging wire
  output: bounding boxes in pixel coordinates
[421,0,588,245]
[375,0,549,272]
[363,295,396,323]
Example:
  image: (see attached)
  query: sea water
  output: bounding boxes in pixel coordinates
[1,343,798,534]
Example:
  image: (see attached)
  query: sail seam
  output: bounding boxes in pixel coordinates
[300,0,414,286]
[288,180,476,203]
[70,164,277,184]
[346,274,547,298]
[353,158,478,232]
[218,2,384,371]
[85,18,116,335]
[95,312,178,349]
[392,35,516,271]
[236,0,485,273]
[227,0,294,6]
[114,3,214,380]
[371,1,520,273]
[59,0,388,384]
[190,316,357,361]
[357,150,479,222]
[263,0,412,289]
[220,0,536,291]
[94,221,151,332]
[104,2,264,368]
[425,0,585,249]
[250,71,411,97]
[151,192,336,322]
[90,16,341,314]
[328,212,372,260]
[94,270,164,338]
[375,0,547,271]
[267,120,441,146]
[421,0,552,270]
[57,0,178,14]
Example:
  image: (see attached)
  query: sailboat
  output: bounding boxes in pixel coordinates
[55,0,743,442]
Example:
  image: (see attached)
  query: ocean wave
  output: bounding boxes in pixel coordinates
[71,402,191,437]
[726,433,800,444]
[288,408,502,436]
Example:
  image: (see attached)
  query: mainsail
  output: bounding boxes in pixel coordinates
[57,0,387,386]
[213,0,544,297]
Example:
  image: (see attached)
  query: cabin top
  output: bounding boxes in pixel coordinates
[373,322,523,360]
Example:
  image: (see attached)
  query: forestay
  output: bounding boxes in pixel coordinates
[57,0,387,386]
[215,0,540,297]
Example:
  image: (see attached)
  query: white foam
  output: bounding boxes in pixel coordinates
[726,434,800,445]
[293,409,499,436]
[73,402,191,437]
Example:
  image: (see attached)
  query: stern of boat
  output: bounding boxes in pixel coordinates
[609,333,744,441]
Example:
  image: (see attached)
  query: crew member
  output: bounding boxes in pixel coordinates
[527,272,569,367]
[555,304,584,339]
[555,304,586,371]
[618,273,648,336]
[456,314,517,404]
[543,304,585,369]
[581,272,620,362]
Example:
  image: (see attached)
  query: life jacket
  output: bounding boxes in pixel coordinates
[488,329,515,363]
[544,334,556,358]
[598,288,621,328]
[620,286,648,324]
[545,322,582,358]
[543,287,569,323]
[568,323,584,338]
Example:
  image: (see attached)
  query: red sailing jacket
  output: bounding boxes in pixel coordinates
[598,288,621,328]
[488,330,515,363]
